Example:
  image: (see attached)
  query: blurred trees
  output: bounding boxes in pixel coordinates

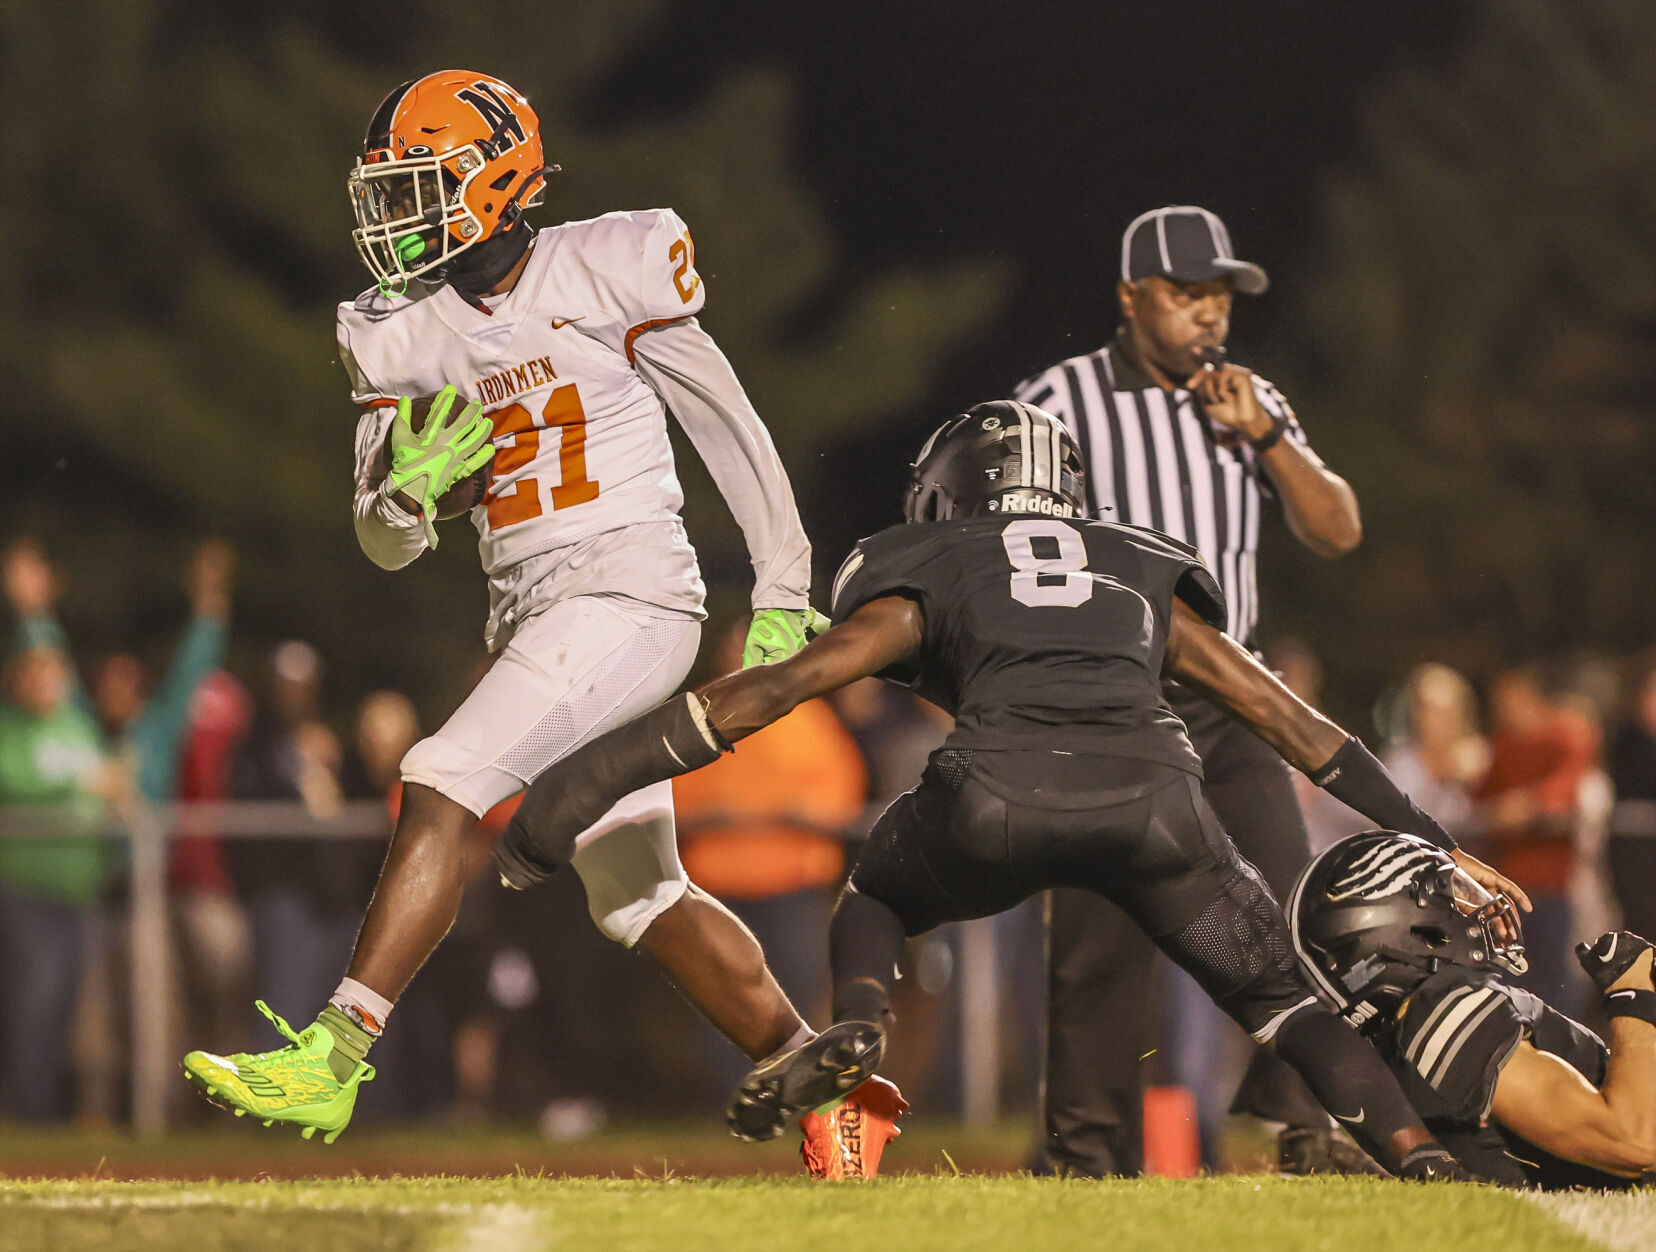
[1267,0,1656,708]
[11,0,1649,727]
[0,1,1005,711]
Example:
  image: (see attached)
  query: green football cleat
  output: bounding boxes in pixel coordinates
[181,1000,374,1144]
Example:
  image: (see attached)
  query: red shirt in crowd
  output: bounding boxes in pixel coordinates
[1473,707,1599,892]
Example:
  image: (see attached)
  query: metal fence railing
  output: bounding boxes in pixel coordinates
[0,801,389,1138]
[0,800,1005,1136]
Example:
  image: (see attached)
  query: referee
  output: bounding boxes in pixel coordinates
[1015,205,1364,1176]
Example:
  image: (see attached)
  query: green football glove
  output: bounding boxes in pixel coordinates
[742,607,832,668]
[384,386,495,549]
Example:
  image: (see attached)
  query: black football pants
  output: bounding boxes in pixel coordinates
[1044,687,1322,1177]
[836,743,1430,1177]
[845,747,1317,1040]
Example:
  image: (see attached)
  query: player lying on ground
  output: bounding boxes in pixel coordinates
[495,400,1530,1181]
[1292,832,1656,1187]
[181,70,851,1147]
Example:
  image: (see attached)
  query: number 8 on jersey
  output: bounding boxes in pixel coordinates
[1002,519,1093,608]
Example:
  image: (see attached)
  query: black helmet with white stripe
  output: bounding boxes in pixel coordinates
[904,401,1086,523]
[1288,831,1528,1031]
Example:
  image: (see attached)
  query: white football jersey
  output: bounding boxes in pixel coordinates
[341,207,711,574]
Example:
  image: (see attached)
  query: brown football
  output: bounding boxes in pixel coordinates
[394,394,490,521]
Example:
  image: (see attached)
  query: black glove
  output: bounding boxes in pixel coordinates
[1575,930,1655,993]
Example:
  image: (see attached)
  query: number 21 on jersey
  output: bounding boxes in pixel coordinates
[485,384,601,531]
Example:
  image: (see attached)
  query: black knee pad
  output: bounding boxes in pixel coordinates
[845,785,970,936]
[1168,863,1294,992]
[1164,860,1309,1037]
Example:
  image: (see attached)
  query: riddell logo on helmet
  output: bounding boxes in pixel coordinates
[994,492,1075,517]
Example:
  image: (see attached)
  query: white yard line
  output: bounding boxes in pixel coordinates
[10,1194,225,1210]
[1526,1189,1656,1252]
[6,1192,547,1250]
[6,1192,474,1217]
[449,1203,545,1252]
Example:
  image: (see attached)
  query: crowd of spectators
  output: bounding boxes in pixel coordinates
[1,539,228,1121]
[2,536,1653,1145]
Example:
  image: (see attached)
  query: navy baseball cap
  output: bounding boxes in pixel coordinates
[1121,206,1269,295]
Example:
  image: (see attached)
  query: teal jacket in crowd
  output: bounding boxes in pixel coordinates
[0,612,225,903]
[19,612,226,805]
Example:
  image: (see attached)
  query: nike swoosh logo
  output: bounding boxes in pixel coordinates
[1335,1109,1366,1125]
[1608,990,1637,1000]
[1606,934,1619,962]
[551,317,586,329]
[661,737,688,770]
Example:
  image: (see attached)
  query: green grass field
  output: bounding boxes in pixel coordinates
[4,1175,1648,1252]
[1,1124,1649,1251]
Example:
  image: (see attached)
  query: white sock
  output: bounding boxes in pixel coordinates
[329,977,395,1036]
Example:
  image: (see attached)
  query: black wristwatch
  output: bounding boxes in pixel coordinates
[1249,412,1291,452]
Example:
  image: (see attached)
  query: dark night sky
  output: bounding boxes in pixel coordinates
[601,1,1472,388]
[590,1,1476,567]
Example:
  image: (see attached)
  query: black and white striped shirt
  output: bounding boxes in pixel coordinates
[1014,335,1306,643]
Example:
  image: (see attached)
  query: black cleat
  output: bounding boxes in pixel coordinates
[725,1020,885,1143]
[1397,1145,1481,1183]
[1278,1125,1386,1176]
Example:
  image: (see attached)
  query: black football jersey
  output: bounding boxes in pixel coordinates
[1375,967,1626,1189]
[829,516,1226,771]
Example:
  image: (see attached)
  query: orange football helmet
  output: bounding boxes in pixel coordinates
[348,71,554,293]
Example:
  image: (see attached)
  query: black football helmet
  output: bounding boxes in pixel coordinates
[905,401,1087,523]
[1288,831,1528,1030]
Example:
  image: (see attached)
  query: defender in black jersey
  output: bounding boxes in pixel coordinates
[494,401,1528,1179]
[1292,832,1656,1187]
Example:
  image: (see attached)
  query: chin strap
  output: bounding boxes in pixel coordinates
[434,160,555,296]
[430,216,536,298]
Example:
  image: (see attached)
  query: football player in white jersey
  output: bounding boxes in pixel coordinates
[182,70,860,1145]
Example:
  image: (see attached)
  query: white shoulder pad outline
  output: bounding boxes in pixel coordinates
[1401,982,1514,1093]
[830,546,867,617]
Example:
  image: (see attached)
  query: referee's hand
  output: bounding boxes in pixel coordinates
[1187,363,1274,444]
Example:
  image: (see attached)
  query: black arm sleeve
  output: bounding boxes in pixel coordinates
[1310,737,1457,851]
[493,693,728,889]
